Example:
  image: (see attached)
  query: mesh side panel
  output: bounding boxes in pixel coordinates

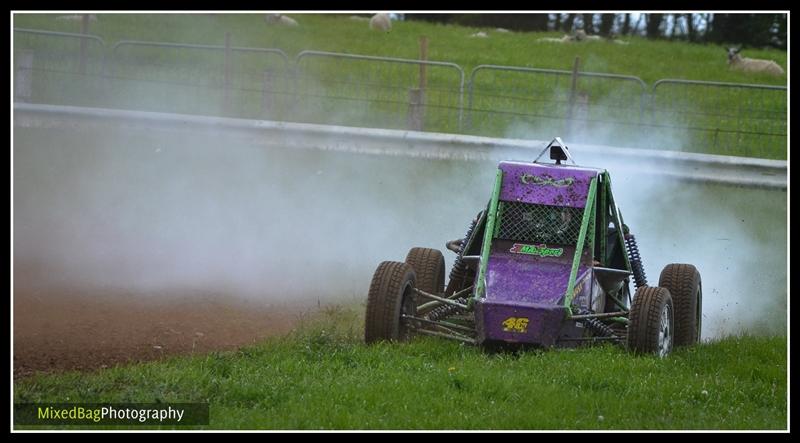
[496,201,584,245]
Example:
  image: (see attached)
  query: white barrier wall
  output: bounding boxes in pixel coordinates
[14,103,787,190]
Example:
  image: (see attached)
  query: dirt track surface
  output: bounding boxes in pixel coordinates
[14,287,314,379]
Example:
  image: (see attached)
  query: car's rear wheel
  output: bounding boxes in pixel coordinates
[627,286,674,357]
[365,261,417,344]
[659,264,702,346]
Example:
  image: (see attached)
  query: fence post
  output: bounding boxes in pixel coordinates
[79,14,89,75]
[416,36,428,129]
[465,69,474,131]
[223,32,232,115]
[261,69,273,119]
[14,50,34,103]
[407,88,424,131]
[566,56,581,137]
[645,87,655,147]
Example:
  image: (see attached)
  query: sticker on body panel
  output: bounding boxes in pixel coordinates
[520,174,575,187]
[502,317,529,333]
[509,243,564,257]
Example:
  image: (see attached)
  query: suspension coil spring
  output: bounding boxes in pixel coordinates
[426,298,468,322]
[576,310,617,338]
[448,215,480,288]
[583,317,617,338]
[625,233,647,289]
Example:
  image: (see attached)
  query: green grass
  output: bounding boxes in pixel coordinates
[11,13,788,84]
[14,304,787,430]
[12,13,787,159]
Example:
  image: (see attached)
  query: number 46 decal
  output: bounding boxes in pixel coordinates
[502,317,529,333]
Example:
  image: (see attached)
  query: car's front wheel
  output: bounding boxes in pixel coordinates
[627,286,674,357]
[365,261,417,344]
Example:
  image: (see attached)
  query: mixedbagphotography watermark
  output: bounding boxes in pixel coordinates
[14,403,209,426]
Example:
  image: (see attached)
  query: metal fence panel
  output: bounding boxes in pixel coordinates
[466,65,648,148]
[293,51,465,132]
[13,28,107,106]
[109,41,291,119]
[650,80,787,158]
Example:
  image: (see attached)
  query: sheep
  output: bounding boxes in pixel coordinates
[495,27,511,33]
[536,29,604,44]
[536,35,573,44]
[536,29,628,45]
[727,47,785,76]
[56,14,97,22]
[369,13,392,32]
[264,14,298,27]
[573,29,602,41]
[470,31,489,38]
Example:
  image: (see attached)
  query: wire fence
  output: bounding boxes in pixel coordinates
[293,51,464,133]
[466,65,649,150]
[109,39,291,119]
[12,28,788,159]
[13,28,107,108]
[650,79,788,159]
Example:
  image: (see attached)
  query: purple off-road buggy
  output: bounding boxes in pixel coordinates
[365,138,702,357]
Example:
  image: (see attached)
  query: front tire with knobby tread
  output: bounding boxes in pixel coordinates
[627,286,674,357]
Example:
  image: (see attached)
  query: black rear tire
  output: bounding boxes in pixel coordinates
[405,247,445,295]
[659,264,702,346]
[627,286,674,357]
[365,261,416,344]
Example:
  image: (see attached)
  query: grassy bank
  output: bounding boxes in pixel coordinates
[11,13,788,85]
[14,304,787,430]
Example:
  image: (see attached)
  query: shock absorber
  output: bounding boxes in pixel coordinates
[575,310,617,338]
[447,214,480,293]
[582,317,617,338]
[625,233,647,289]
[426,298,469,321]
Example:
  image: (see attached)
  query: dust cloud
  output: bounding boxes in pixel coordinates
[13,121,786,340]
